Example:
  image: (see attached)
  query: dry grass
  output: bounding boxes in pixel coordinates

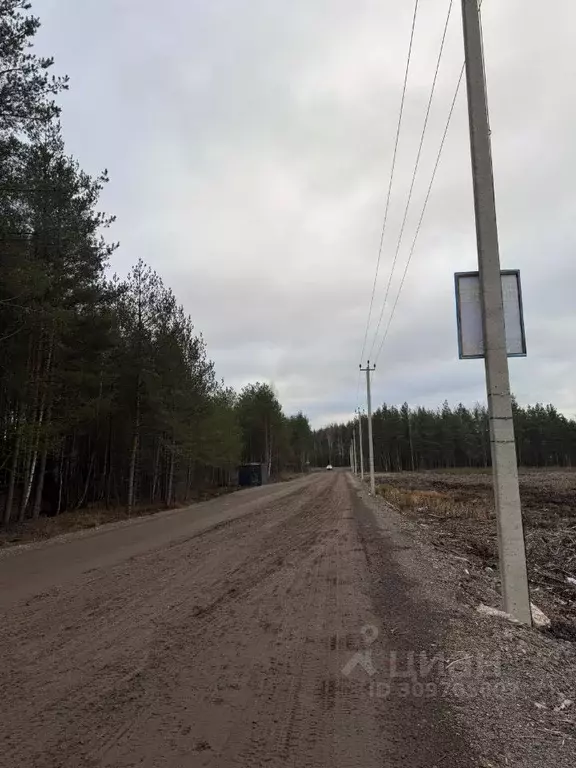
[377,484,488,520]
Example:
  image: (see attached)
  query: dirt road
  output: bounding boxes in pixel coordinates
[0,471,473,767]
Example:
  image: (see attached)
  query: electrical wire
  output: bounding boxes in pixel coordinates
[373,63,465,365]
[367,0,454,361]
[373,0,487,364]
[357,0,420,368]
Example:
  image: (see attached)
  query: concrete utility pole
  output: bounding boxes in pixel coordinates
[407,411,415,472]
[360,363,376,495]
[356,409,365,482]
[351,430,357,474]
[461,0,531,624]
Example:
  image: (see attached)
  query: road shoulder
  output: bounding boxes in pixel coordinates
[350,476,576,767]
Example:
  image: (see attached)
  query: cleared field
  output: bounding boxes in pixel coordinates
[375,468,576,637]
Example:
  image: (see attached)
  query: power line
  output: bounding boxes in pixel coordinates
[373,63,465,366]
[372,0,487,364]
[367,0,454,361]
[357,0,420,368]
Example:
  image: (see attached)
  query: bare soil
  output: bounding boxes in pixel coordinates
[3,470,574,768]
[375,468,576,639]
[0,471,473,768]
[358,479,576,767]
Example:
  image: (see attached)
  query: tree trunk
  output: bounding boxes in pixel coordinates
[105,416,113,508]
[5,337,33,525]
[66,431,76,506]
[127,378,141,515]
[21,327,54,521]
[19,332,44,521]
[100,418,110,503]
[166,442,175,507]
[32,403,52,520]
[76,453,95,510]
[3,408,22,526]
[56,442,64,516]
[127,429,138,515]
[184,457,192,501]
[151,438,162,503]
[19,409,42,521]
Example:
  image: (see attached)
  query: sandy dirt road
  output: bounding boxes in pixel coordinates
[0,471,474,767]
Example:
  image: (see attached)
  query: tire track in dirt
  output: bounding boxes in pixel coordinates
[0,471,475,767]
[0,475,335,767]
[94,476,340,767]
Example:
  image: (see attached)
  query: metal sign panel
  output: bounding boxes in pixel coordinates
[455,270,527,359]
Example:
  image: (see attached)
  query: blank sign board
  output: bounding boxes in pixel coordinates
[455,270,526,359]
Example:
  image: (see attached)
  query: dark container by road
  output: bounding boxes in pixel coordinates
[237,463,269,487]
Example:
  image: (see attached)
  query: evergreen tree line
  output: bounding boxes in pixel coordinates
[313,400,576,472]
[0,2,313,524]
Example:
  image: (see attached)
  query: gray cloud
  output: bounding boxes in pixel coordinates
[37,0,576,426]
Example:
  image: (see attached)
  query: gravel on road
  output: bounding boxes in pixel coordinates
[0,471,477,767]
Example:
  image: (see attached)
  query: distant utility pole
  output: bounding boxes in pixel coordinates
[360,363,376,495]
[356,408,365,482]
[352,429,358,474]
[461,0,531,624]
[407,411,416,472]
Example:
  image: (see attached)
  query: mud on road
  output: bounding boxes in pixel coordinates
[0,472,473,767]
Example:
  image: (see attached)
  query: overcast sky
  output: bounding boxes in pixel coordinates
[36,0,575,427]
